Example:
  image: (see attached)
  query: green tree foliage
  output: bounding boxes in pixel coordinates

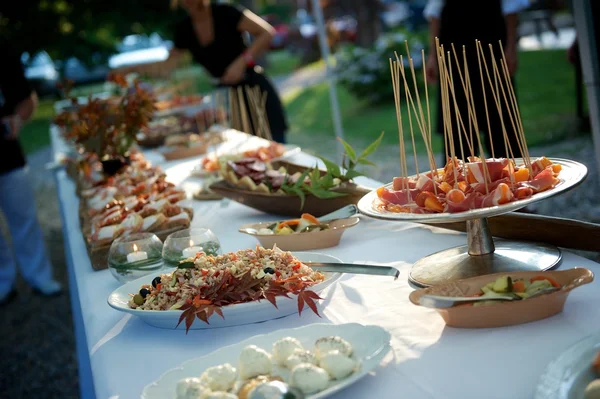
[0,0,184,64]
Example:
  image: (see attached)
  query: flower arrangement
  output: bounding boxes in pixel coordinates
[54,73,157,159]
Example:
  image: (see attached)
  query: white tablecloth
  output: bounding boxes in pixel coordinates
[51,127,600,399]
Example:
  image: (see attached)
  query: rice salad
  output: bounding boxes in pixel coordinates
[128,246,325,311]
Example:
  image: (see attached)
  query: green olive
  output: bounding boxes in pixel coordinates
[133,294,144,306]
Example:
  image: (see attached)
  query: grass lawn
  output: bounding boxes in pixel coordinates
[284,49,579,153]
[18,99,55,155]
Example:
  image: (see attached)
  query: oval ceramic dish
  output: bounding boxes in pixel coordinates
[107,252,342,330]
[142,323,392,399]
[239,217,360,251]
[409,268,593,328]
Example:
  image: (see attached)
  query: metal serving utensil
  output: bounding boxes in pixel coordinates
[419,287,560,309]
[306,262,400,280]
[317,205,359,223]
[248,381,305,399]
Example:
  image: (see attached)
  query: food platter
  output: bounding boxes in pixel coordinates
[142,323,392,399]
[535,332,600,399]
[239,216,360,251]
[357,158,588,224]
[358,158,588,287]
[107,252,342,329]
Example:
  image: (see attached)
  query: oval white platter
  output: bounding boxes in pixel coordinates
[107,252,342,330]
[534,333,600,399]
[358,157,587,224]
[142,322,391,399]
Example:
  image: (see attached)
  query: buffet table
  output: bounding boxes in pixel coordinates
[51,126,600,399]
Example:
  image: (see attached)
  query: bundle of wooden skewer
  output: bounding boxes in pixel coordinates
[228,85,273,141]
[389,39,533,197]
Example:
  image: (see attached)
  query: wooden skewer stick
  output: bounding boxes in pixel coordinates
[389,59,408,193]
[439,51,459,188]
[260,91,273,142]
[498,42,532,171]
[461,45,491,192]
[475,41,515,160]
[245,86,262,139]
[237,86,251,135]
[488,45,524,176]
[422,49,437,195]
[400,54,420,178]
[446,51,467,166]
[449,43,476,158]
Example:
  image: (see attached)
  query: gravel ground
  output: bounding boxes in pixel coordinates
[2,132,597,398]
[0,147,79,398]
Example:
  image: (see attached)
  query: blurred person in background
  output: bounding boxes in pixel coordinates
[0,43,62,305]
[121,0,287,143]
[425,0,530,164]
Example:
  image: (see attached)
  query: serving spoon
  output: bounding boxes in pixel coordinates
[419,287,560,309]
[248,381,305,399]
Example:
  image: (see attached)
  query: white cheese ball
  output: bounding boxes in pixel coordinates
[204,392,237,399]
[284,349,318,370]
[290,363,330,394]
[272,337,304,365]
[314,336,353,359]
[175,377,211,399]
[319,350,356,380]
[238,345,273,380]
[199,364,237,392]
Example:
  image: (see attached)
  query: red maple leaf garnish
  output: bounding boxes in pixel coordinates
[173,269,323,334]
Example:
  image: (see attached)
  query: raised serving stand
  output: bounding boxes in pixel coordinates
[357,158,588,287]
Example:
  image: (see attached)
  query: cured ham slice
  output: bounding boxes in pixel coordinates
[378,187,419,206]
[472,177,510,195]
[520,167,558,193]
[393,177,417,191]
[513,186,533,200]
[481,183,514,208]
[466,158,509,184]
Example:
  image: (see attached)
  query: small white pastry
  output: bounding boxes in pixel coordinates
[319,350,356,380]
[238,345,272,380]
[204,392,237,399]
[290,363,330,394]
[314,336,353,359]
[175,377,211,399]
[200,363,237,392]
[272,337,304,365]
[284,349,318,370]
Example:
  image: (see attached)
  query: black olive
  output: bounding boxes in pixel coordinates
[139,288,150,298]
[263,267,275,274]
[152,276,161,288]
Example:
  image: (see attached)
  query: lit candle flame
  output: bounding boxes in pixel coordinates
[133,243,138,252]
[189,239,194,247]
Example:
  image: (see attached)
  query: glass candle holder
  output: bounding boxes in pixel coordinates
[108,232,164,283]
[162,228,221,266]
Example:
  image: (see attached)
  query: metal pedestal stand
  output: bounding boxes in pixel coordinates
[408,218,562,288]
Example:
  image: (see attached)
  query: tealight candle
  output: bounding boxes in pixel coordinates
[182,240,203,259]
[127,243,148,263]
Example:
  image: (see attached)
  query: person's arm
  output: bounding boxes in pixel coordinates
[426,16,441,83]
[423,0,442,83]
[221,10,275,85]
[502,0,529,75]
[504,13,519,76]
[5,92,37,137]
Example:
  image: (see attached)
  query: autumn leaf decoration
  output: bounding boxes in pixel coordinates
[176,270,322,334]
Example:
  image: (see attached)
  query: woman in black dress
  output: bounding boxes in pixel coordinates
[425,0,528,164]
[125,0,288,143]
